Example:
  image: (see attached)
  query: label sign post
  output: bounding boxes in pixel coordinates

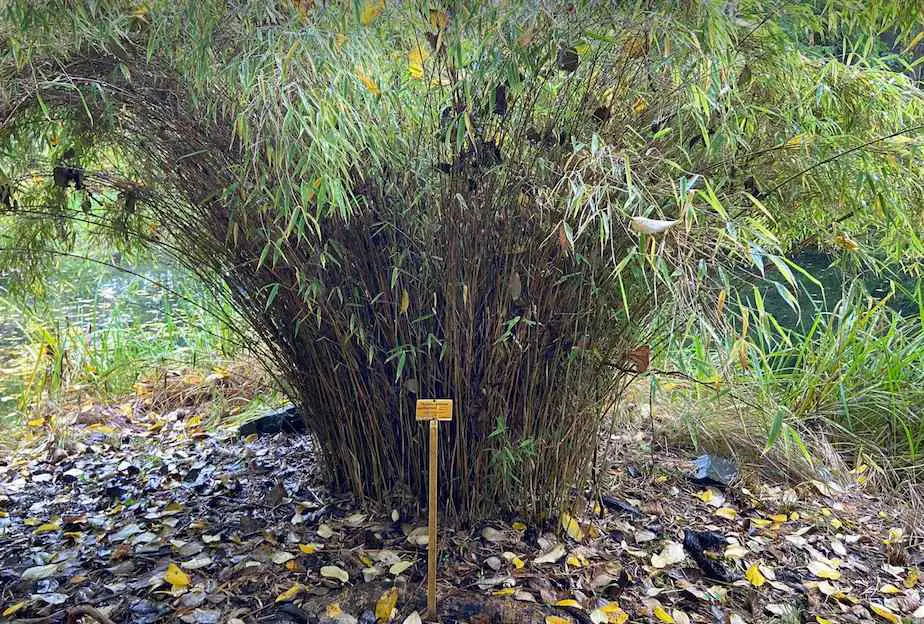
[415,399,452,621]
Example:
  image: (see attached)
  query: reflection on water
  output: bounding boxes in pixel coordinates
[0,257,183,421]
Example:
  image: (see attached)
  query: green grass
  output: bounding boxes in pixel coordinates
[663,278,924,486]
[0,254,249,431]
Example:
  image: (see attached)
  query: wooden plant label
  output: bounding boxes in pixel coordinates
[416,398,452,620]
[415,398,453,421]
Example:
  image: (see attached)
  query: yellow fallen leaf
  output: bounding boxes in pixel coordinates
[3,602,27,617]
[494,588,515,596]
[375,587,399,621]
[815,618,836,624]
[653,605,675,623]
[869,604,901,624]
[546,617,571,624]
[751,518,772,528]
[165,562,190,588]
[359,0,383,25]
[904,567,919,588]
[276,583,304,602]
[512,521,527,531]
[399,289,410,314]
[320,565,349,583]
[770,514,788,523]
[595,602,629,624]
[560,512,584,541]
[33,522,60,534]
[298,543,320,554]
[745,563,766,587]
[511,556,525,569]
[695,489,715,503]
[879,584,900,594]
[553,599,581,608]
[714,507,737,520]
[326,603,343,617]
[334,33,347,50]
[27,417,45,427]
[808,560,841,580]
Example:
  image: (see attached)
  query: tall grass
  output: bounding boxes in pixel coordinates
[664,278,924,486]
[0,256,245,427]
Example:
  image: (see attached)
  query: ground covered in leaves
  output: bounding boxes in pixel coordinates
[2,399,924,624]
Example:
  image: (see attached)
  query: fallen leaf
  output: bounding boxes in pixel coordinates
[546,617,572,624]
[276,584,304,602]
[375,587,399,621]
[320,565,349,583]
[560,512,584,541]
[298,543,320,554]
[408,45,429,80]
[808,560,841,580]
[33,522,60,534]
[2,602,28,617]
[725,544,748,560]
[535,543,566,564]
[745,563,766,587]
[389,560,413,575]
[317,524,334,539]
[869,603,901,624]
[355,66,380,96]
[403,613,422,624]
[653,605,675,623]
[165,562,190,588]
[714,507,737,520]
[482,527,505,543]
[22,564,58,581]
[651,542,685,569]
[271,551,295,564]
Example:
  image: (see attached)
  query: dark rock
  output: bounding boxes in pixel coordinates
[690,454,738,488]
[238,405,306,437]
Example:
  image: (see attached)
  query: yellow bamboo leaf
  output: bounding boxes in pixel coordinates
[714,507,737,520]
[33,521,60,534]
[553,599,581,608]
[276,583,305,602]
[560,512,584,541]
[904,567,919,588]
[546,618,571,624]
[399,289,410,314]
[808,560,841,580]
[869,604,901,624]
[27,417,45,427]
[334,33,347,50]
[745,563,766,587]
[359,0,383,25]
[375,587,399,621]
[408,45,430,80]
[165,562,190,588]
[2,602,27,617]
[653,605,675,623]
[815,618,836,624]
[355,67,380,96]
[298,543,320,554]
[512,521,527,531]
[493,588,515,596]
[429,9,449,29]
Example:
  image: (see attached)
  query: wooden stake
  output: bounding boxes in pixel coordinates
[427,418,438,620]
[415,398,452,622]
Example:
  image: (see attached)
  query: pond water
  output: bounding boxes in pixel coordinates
[0,256,185,422]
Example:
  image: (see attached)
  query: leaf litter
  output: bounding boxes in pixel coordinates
[1,402,922,623]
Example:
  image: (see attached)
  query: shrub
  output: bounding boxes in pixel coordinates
[1,1,922,519]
